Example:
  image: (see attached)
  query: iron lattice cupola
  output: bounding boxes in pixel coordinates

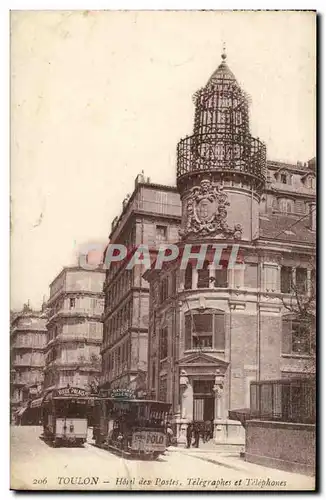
[176,51,267,242]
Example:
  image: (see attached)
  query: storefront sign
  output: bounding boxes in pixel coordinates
[110,388,135,400]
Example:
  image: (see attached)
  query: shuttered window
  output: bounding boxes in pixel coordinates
[295,200,305,214]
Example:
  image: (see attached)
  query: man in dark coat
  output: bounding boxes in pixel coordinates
[193,422,200,448]
[186,423,193,448]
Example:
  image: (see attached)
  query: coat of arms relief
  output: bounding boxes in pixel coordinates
[179,179,243,239]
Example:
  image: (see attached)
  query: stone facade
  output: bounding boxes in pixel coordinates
[143,53,316,445]
[44,267,105,390]
[10,305,47,419]
[100,174,181,392]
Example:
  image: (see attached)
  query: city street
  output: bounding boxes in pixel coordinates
[10,426,315,491]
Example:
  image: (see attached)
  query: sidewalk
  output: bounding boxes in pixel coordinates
[168,438,244,454]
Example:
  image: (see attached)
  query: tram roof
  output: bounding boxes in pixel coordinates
[99,397,170,406]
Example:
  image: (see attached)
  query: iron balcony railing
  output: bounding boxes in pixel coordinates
[250,377,315,424]
[177,132,267,183]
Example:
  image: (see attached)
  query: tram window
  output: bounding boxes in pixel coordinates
[55,401,88,418]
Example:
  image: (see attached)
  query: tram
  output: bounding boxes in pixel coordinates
[33,386,93,447]
[93,389,171,459]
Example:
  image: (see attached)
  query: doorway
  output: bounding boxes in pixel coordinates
[193,379,214,422]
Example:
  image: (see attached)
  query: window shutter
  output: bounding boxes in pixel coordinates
[282,318,292,354]
[185,314,192,350]
[214,313,225,350]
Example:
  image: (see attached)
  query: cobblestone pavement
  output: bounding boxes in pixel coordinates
[10,426,315,491]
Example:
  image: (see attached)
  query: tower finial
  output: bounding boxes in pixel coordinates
[221,42,227,62]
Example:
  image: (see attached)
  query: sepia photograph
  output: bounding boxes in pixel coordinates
[10,9,316,491]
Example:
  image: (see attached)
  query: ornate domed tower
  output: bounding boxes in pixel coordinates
[177,51,266,242]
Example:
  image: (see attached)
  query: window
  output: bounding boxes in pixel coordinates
[296,267,307,294]
[171,270,177,295]
[281,266,292,293]
[156,225,167,244]
[305,176,315,189]
[295,200,305,214]
[185,263,192,290]
[159,378,167,402]
[214,268,228,288]
[159,327,168,360]
[185,310,225,350]
[69,298,76,309]
[282,317,314,355]
[160,277,169,303]
[151,363,156,389]
[311,269,316,295]
[197,261,210,288]
[281,174,287,184]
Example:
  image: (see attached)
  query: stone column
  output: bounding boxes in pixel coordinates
[178,370,193,446]
[192,267,198,289]
[179,269,185,292]
[213,370,226,444]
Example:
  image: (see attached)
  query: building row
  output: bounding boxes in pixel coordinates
[11,52,316,443]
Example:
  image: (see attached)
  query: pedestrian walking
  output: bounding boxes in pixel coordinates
[166,422,174,447]
[186,423,193,448]
[204,420,211,442]
[193,422,200,448]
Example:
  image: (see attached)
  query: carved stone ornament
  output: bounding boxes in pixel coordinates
[179,369,190,387]
[179,179,243,240]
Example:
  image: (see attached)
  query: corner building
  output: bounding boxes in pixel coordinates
[144,53,316,445]
[100,175,181,391]
[10,305,47,419]
[44,267,105,390]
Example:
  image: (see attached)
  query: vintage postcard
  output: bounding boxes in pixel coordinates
[10,10,316,491]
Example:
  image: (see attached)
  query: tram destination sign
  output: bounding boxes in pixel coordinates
[54,387,90,398]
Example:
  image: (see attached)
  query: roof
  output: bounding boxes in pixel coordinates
[208,58,238,86]
[259,214,316,245]
[98,397,170,406]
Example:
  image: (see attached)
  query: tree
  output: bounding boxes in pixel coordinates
[281,263,316,373]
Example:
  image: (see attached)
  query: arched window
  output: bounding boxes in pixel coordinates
[279,198,293,214]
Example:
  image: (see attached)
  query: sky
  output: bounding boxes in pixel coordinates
[10,10,316,310]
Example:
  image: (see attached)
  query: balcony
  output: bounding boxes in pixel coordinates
[47,308,103,324]
[55,334,102,344]
[12,344,46,350]
[177,133,266,185]
[12,360,44,368]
